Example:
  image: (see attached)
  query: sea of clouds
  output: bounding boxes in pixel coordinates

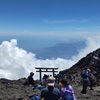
[0,37,100,80]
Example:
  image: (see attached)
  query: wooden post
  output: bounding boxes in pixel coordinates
[53,69,55,77]
[35,67,58,81]
[40,69,42,81]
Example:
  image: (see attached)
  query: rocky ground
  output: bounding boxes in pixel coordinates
[0,78,100,100]
[0,78,40,100]
[73,82,100,100]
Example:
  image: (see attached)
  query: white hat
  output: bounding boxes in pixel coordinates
[47,77,55,86]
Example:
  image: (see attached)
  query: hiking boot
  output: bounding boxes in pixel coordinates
[81,90,87,94]
[90,88,94,90]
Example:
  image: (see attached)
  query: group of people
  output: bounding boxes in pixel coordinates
[24,72,76,100]
[41,76,76,100]
[23,66,97,100]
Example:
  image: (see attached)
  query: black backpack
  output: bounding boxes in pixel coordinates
[29,95,40,100]
[81,70,88,79]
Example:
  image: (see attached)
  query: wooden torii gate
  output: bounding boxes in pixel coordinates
[35,67,58,81]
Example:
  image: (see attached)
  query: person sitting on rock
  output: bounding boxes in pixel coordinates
[42,74,49,87]
[24,72,35,86]
[59,79,76,100]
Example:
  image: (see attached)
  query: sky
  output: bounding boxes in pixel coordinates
[1,0,100,79]
[0,0,100,44]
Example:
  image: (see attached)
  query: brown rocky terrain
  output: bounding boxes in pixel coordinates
[0,77,100,100]
[0,78,41,100]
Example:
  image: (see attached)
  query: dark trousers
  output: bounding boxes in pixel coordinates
[82,80,88,93]
[89,79,93,89]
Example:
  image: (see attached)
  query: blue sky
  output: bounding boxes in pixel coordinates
[0,0,100,44]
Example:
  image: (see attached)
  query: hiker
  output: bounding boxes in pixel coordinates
[68,74,72,82]
[40,76,61,100]
[81,67,90,94]
[42,74,49,87]
[58,74,63,83]
[24,72,35,86]
[59,79,76,100]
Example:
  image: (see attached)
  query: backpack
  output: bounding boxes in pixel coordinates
[64,94,74,100]
[81,70,88,79]
[30,95,40,100]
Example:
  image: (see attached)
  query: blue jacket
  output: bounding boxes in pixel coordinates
[41,86,61,100]
[81,70,90,81]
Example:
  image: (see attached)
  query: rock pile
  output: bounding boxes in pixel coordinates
[0,78,40,100]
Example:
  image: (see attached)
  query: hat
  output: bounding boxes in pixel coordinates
[87,68,91,72]
[60,79,68,85]
[47,77,55,86]
[30,72,34,75]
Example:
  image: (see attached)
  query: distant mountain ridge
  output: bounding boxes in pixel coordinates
[32,41,86,59]
[60,47,100,85]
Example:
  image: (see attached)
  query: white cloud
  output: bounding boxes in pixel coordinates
[72,37,100,61]
[44,19,76,24]
[44,19,88,24]
[0,36,100,80]
[79,19,88,23]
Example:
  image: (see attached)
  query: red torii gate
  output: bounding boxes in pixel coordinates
[35,67,58,81]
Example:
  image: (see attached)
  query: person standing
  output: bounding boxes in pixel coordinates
[81,67,90,94]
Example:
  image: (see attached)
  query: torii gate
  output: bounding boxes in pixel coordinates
[35,67,58,81]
